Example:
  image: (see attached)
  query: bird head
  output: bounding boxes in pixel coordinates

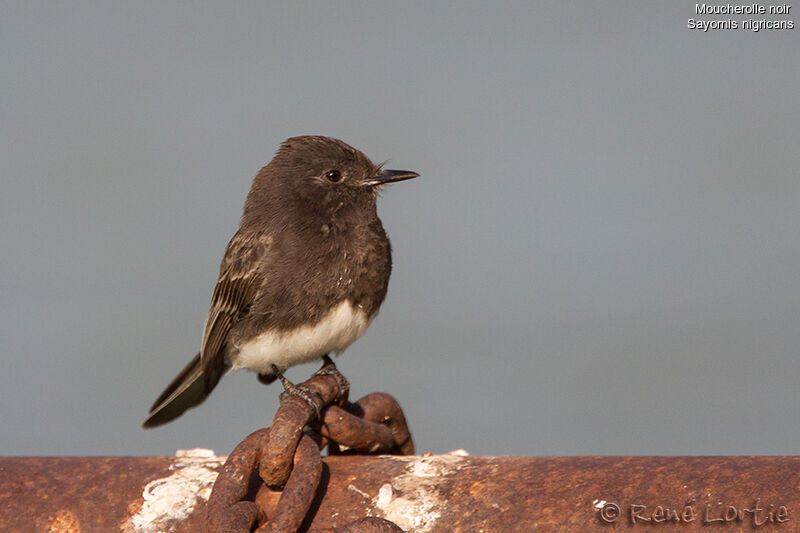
[243,136,418,225]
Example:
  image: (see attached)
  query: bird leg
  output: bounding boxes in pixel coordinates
[270,364,324,420]
[313,354,350,404]
[256,372,278,385]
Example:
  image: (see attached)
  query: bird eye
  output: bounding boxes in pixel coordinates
[325,170,342,183]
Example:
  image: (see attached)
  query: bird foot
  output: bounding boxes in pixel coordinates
[271,365,324,420]
[313,354,350,404]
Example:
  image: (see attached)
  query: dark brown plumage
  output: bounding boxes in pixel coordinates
[144,136,418,428]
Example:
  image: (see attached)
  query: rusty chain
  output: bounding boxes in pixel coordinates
[206,371,414,533]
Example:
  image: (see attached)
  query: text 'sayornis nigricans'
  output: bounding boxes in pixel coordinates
[143,136,418,427]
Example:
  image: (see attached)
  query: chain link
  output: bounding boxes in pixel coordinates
[206,369,413,532]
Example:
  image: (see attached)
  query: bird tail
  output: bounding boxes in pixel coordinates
[143,353,220,428]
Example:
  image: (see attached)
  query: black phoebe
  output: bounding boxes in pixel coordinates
[143,136,418,428]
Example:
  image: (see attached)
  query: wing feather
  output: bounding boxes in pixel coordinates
[199,230,270,389]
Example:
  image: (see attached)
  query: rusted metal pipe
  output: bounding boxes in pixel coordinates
[2,455,799,532]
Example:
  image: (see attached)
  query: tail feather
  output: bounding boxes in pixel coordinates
[143,353,222,428]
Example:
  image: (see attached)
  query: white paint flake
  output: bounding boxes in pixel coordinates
[446,449,470,457]
[123,448,224,533]
[371,453,469,533]
[347,483,372,500]
[377,483,394,507]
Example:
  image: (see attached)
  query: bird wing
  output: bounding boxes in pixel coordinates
[199,230,270,390]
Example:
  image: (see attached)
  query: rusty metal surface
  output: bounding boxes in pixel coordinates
[536,456,800,531]
[326,393,413,456]
[2,455,800,532]
[259,373,340,488]
[312,517,405,533]
[256,435,323,533]
[0,455,177,532]
[207,431,269,533]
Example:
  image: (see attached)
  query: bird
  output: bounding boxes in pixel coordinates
[143,136,418,428]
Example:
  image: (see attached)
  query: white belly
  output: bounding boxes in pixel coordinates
[230,300,371,374]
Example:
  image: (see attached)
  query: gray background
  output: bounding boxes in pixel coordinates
[2,2,798,457]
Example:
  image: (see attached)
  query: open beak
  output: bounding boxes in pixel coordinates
[362,169,420,187]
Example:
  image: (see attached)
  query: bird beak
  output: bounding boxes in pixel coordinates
[361,169,420,187]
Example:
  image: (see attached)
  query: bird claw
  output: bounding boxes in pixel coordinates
[271,364,324,420]
[313,354,350,404]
